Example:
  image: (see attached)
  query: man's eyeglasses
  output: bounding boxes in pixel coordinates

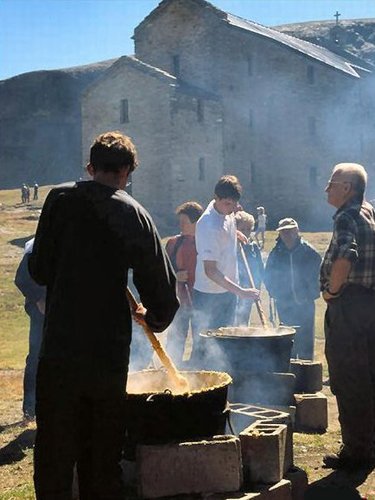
[326,180,351,188]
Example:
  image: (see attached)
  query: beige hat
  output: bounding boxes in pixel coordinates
[276,217,299,231]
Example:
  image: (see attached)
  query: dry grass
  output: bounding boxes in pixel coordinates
[1,186,375,498]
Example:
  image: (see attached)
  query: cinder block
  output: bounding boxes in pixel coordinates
[294,392,328,432]
[229,403,294,472]
[228,404,290,435]
[259,417,293,473]
[206,479,292,499]
[136,435,242,498]
[284,467,308,500]
[290,360,323,393]
[240,422,287,484]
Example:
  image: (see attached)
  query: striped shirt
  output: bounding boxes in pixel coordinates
[320,199,375,291]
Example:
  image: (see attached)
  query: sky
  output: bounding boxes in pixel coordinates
[1,0,374,81]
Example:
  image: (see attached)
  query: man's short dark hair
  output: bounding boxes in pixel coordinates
[89,131,139,173]
[176,201,203,223]
[214,175,242,201]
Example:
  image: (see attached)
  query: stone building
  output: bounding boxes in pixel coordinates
[82,0,375,230]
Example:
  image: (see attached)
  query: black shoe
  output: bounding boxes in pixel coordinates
[323,453,374,470]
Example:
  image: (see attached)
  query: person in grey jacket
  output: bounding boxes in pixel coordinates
[15,238,46,421]
[264,218,321,360]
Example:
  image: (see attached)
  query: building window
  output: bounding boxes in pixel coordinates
[250,162,255,184]
[173,55,180,78]
[249,109,254,129]
[308,116,316,136]
[197,99,204,123]
[309,166,318,188]
[199,157,205,181]
[247,56,253,76]
[120,99,129,123]
[307,65,315,84]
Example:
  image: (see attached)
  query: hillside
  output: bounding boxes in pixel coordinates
[0,60,116,189]
[276,18,375,67]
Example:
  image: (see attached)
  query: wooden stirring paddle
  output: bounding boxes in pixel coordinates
[239,243,269,329]
[126,288,190,393]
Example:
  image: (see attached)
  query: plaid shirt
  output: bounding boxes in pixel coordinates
[320,199,375,291]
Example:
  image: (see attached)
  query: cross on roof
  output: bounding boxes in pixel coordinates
[334,11,341,25]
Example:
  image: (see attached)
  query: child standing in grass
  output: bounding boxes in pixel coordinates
[255,206,267,249]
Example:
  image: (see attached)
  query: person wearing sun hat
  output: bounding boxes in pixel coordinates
[264,217,321,360]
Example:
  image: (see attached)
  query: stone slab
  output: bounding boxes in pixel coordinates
[137,435,242,498]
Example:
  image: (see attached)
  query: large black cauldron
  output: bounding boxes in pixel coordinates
[200,326,296,374]
[124,370,231,456]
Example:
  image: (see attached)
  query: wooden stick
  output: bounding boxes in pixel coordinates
[239,243,269,329]
[126,288,190,392]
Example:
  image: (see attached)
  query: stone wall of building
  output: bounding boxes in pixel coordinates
[82,58,224,232]
[133,0,375,228]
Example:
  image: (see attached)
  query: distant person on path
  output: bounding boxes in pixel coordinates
[264,218,321,360]
[191,175,259,366]
[25,185,30,203]
[15,238,46,421]
[21,184,28,204]
[165,201,203,366]
[321,163,375,470]
[255,206,267,249]
[234,210,264,326]
[33,183,39,200]
[29,131,179,499]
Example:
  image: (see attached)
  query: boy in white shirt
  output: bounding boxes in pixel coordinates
[191,175,259,366]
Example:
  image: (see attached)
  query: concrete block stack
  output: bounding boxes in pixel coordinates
[240,422,287,484]
[124,427,304,499]
[290,360,328,433]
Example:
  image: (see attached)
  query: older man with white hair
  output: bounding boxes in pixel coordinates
[321,162,375,470]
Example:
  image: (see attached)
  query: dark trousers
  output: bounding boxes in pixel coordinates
[276,299,315,360]
[23,304,44,417]
[34,360,127,500]
[190,290,236,368]
[325,285,375,460]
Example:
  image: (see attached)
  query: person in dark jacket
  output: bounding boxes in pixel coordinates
[235,211,264,326]
[29,131,179,500]
[264,218,321,360]
[15,238,46,421]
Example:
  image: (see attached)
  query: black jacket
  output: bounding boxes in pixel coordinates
[29,181,179,368]
[264,237,321,304]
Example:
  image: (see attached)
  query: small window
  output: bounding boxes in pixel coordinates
[250,162,255,184]
[307,65,315,84]
[249,109,254,129]
[120,99,129,123]
[173,55,180,78]
[247,56,253,76]
[199,157,205,181]
[309,166,318,188]
[308,116,316,136]
[197,99,204,123]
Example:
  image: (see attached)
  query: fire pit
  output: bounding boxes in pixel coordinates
[200,326,296,373]
[124,370,232,457]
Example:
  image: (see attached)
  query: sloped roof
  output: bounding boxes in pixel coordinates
[135,0,370,78]
[226,13,368,78]
[83,55,219,100]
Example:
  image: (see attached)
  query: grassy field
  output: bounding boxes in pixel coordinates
[0,186,374,499]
